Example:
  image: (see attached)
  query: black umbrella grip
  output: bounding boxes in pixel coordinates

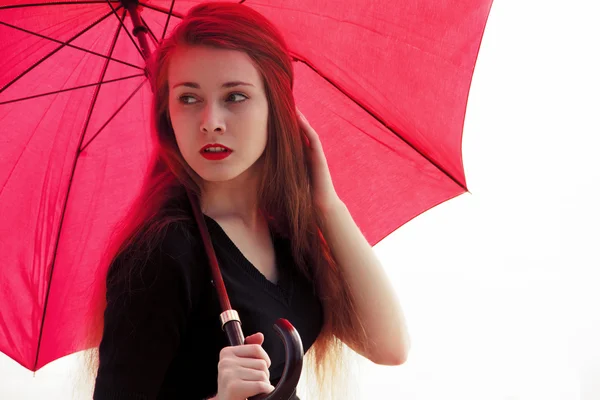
[223,317,304,400]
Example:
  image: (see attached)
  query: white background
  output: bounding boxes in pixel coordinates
[2,0,599,398]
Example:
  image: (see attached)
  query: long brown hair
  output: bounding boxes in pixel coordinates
[78,2,369,398]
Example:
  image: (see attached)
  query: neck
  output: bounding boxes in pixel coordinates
[199,173,264,231]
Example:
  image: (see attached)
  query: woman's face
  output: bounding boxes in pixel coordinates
[167,45,269,184]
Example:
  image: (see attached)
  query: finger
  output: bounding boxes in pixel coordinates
[301,129,311,148]
[238,381,275,398]
[297,113,319,141]
[234,364,270,382]
[232,344,272,368]
[234,357,270,373]
[301,124,322,152]
[296,111,310,131]
[244,332,264,345]
[296,108,311,130]
[297,124,311,148]
[296,115,313,148]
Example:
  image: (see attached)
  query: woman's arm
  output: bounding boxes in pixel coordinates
[319,200,411,365]
[94,223,195,399]
[296,106,410,365]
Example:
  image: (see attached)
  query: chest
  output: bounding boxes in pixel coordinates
[216,221,279,284]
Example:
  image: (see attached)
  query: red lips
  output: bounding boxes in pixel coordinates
[200,143,233,161]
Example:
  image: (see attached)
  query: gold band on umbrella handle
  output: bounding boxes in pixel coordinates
[220,310,241,330]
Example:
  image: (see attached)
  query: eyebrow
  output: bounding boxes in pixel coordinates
[172,81,255,89]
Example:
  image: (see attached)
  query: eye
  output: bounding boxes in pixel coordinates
[177,93,248,105]
[227,92,248,103]
[178,95,197,105]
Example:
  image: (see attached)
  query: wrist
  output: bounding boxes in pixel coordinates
[317,196,345,215]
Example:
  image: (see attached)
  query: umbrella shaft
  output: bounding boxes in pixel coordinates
[224,320,245,346]
[122,0,153,61]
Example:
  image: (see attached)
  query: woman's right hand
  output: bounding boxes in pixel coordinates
[215,332,275,400]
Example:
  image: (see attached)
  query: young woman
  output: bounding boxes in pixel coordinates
[85,2,410,399]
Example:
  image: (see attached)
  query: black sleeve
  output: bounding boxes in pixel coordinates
[93,223,195,400]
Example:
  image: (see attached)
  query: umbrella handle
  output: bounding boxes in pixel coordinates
[222,316,304,400]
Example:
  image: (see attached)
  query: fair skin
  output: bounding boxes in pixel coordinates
[168,44,410,399]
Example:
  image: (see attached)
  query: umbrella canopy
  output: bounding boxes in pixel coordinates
[0,0,493,372]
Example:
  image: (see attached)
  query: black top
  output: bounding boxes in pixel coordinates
[93,197,324,400]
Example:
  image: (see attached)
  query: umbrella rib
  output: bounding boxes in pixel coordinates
[291,55,468,191]
[0,1,120,10]
[0,22,143,71]
[79,79,146,153]
[139,15,159,45]
[0,7,123,95]
[139,2,184,20]
[0,74,145,105]
[105,1,145,62]
[154,0,177,42]
[32,5,125,372]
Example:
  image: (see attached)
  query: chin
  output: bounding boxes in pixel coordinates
[190,156,262,184]
[197,171,240,183]
[195,164,251,183]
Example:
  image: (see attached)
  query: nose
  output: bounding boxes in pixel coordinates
[200,103,225,134]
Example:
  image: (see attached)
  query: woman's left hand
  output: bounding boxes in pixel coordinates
[296,107,342,212]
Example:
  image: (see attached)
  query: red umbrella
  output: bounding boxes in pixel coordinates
[0,0,493,383]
